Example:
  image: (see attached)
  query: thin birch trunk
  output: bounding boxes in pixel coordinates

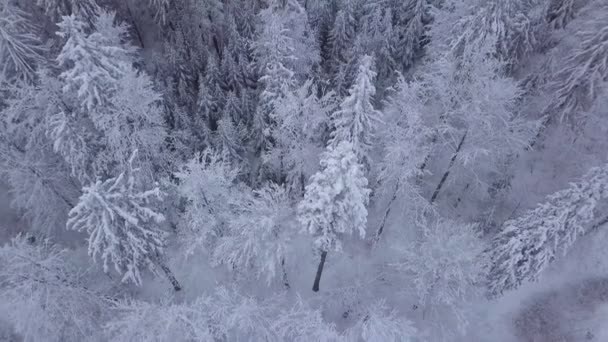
[430,131,467,204]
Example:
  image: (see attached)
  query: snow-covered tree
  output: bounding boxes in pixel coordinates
[0,235,113,342]
[389,0,431,71]
[345,300,417,342]
[93,67,167,173]
[298,141,370,292]
[0,72,80,233]
[0,0,47,82]
[55,11,167,176]
[253,4,299,179]
[488,163,608,296]
[374,76,434,241]
[546,0,578,29]
[358,4,394,82]
[177,150,294,286]
[213,183,295,286]
[106,287,343,342]
[67,151,180,290]
[56,13,132,112]
[266,80,336,197]
[329,55,382,168]
[327,4,356,78]
[36,0,99,20]
[431,0,545,72]
[392,218,486,340]
[174,149,240,257]
[148,0,169,24]
[545,3,608,126]
[422,38,536,203]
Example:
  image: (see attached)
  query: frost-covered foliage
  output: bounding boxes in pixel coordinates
[345,300,417,342]
[175,150,239,257]
[298,141,370,252]
[266,80,336,197]
[429,40,535,167]
[378,75,433,190]
[55,11,166,175]
[107,288,342,342]
[67,151,167,286]
[176,150,294,284]
[213,183,295,284]
[2,0,608,340]
[392,218,486,339]
[329,55,382,168]
[546,1,608,125]
[0,0,46,82]
[488,163,608,296]
[0,235,112,342]
[56,13,132,112]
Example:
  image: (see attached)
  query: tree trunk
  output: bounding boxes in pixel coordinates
[373,130,438,244]
[430,131,467,204]
[373,182,399,244]
[158,260,182,291]
[312,250,328,292]
[281,257,290,290]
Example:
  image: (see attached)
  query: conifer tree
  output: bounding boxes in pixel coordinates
[329,55,382,168]
[298,141,370,292]
[488,163,608,296]
[67,151,180,291]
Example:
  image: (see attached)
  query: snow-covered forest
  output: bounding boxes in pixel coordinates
[1,0,607,340]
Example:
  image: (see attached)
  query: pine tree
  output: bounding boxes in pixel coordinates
[389,0,431,71]
[488,163,608,296]
[67,151,180,291]
[56,13,132,112]
[0,72,80,233]
[432,0,543,73]
[547,3,608,126]
[0,0,47,82]
[266,80,336,197]
[329,55,382,168]
[327,5,356,74]
[298,141,370,292]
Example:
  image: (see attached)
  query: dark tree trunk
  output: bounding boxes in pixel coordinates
[430,131,467,204]
[312,250,328,292]
[373,129,438,244]
[374,182,399,244]
[158,260,182,291]
[281,257,290,290]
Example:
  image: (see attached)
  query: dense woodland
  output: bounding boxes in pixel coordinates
[0,0,608,340]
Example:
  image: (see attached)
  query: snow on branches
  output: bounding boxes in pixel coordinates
[488,163,608,296]
[298,141,370,253]
[0,0,46,82]
[329,55,382,168]
[0,235,112,342]
[67,150,167,286]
